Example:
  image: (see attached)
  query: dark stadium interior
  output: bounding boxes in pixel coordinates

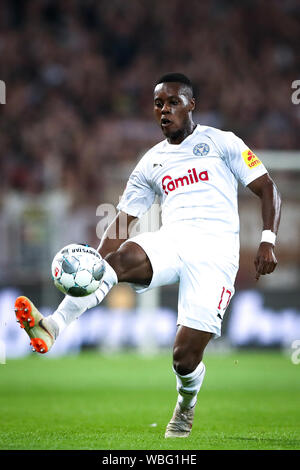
[0,0,300,352]
[1,0,299,203]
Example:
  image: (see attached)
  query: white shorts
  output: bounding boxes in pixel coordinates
[123,222,239,338]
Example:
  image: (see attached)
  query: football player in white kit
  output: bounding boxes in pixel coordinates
[15,73,281,438]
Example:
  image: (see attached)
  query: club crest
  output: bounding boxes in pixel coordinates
[193,143,210,156]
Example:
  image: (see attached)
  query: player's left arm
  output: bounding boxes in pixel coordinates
[247,173,282,280]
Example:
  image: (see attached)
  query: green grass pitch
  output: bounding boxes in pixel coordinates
[0,351,299,450]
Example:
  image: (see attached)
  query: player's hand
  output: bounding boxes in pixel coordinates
[254,242,278,281]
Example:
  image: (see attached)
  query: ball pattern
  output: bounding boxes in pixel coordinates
[51,244,106,297]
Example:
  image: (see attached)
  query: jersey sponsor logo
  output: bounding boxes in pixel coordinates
[193,142,210,156]
[162,168,209,195]
[242,149,262,169]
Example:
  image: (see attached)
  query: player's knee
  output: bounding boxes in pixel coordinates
[105,250,129,281]
[173,345,202,376]
[105,243,145,282]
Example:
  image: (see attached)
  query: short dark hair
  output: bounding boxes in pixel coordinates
[155,73,193,96]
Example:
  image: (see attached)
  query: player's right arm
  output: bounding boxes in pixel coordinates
[98,152,155,259]
[97,211,138,258]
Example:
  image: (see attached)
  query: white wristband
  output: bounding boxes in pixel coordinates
[261,230,276,245]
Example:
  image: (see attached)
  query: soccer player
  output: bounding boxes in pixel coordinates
[15,73,281,438]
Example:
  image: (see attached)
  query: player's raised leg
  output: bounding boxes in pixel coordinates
[50,241,152,332]
[15,239,153,354]
[165,326,212,438]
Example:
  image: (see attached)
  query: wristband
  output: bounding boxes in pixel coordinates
[261,230,276,245]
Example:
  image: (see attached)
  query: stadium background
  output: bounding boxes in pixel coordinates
[0,0,299,359]
[1,0,300,452]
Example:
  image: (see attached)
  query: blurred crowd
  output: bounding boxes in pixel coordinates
[1,0,299,206]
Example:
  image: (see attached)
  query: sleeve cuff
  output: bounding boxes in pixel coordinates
[244,168,268,187]
[116,203,141,218]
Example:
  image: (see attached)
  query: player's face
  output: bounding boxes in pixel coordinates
[153,82,195,144]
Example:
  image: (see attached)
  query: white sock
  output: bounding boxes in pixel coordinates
[175,361,206,409]
[50,261,118,334]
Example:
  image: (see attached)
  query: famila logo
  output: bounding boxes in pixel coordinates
[162,168,209,195]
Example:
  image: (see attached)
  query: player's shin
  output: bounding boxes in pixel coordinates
[175,361,206,409]
[50,260,118,334]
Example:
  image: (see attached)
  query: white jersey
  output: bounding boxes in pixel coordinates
[117,124,267,237]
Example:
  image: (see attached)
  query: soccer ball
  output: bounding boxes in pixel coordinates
[51,244,105,297]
